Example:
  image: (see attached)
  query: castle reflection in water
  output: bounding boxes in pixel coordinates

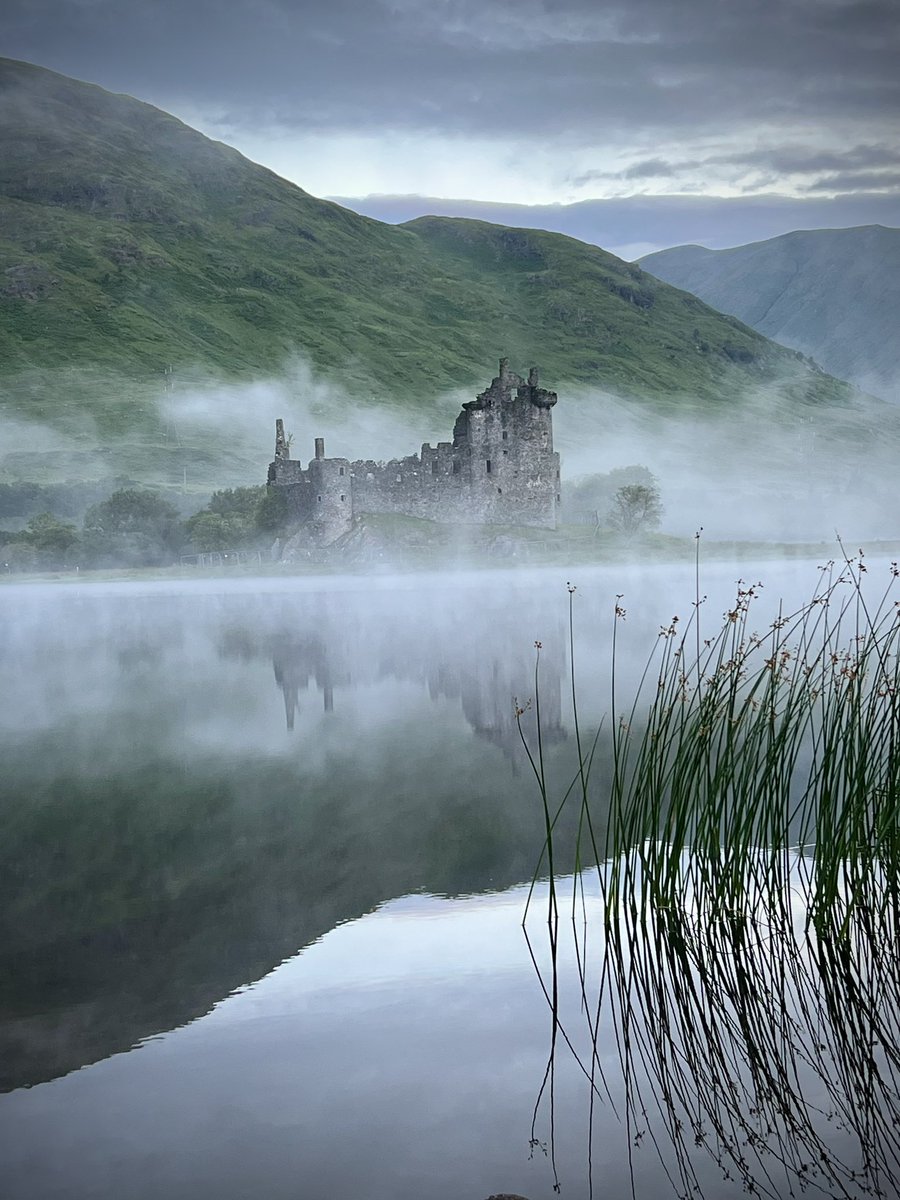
[268,604,567,760]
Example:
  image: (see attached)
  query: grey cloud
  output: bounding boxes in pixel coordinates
[705,144,900,177]
[805,170,900,193]
[2,0,898,142]
[760,145,900,175]
[621,158,683,180]
[572,144,900,187]
[571,159,699,186]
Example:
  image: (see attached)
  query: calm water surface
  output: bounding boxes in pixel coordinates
[0,561,877,1200]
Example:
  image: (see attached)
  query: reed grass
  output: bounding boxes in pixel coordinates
[520,547,900,1199]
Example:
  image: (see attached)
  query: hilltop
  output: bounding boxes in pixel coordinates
[640,226,900,401]
[0,58,881,488]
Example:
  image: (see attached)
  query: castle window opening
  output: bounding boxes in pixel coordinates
[432,460,438,475]
[486,459,492,474]
[502,430,508,441]
[453,460,461,475]
[317,495,322,502]
[339,467,345,476]
[340,495,346,502]
[503,449,508,456]
[497,487,502,495]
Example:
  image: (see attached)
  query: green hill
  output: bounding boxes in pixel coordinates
[0,57,880,488]
[640,226,900,401]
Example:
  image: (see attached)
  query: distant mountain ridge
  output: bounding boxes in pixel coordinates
[640,226,900,400]
[0,57,883,488]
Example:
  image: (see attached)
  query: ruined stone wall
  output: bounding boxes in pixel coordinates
[349,444,470,523]
[307,456,353,543]
[445,361,560,528]
[266,360,561,545]
[268,442,352,544]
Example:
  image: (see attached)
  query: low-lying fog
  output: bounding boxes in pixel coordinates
[3,354,898,542]
[157,361,900,541]
[1,557,895,1200]
[0,557,861,760]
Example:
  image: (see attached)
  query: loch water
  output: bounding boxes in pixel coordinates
[0,561,896,1200]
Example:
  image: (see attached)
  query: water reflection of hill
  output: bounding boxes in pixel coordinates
[0,578,584,1093]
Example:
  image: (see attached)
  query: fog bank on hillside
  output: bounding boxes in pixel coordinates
[3,353,897,545]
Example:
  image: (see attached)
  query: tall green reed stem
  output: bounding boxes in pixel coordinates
[522,548,900,1199]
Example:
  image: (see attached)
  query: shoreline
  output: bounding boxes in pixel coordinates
[3,531,898,587]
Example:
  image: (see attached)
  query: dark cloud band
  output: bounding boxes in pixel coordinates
[3,0,898,142]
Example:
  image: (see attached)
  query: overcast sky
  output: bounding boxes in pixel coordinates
[4,0,899,253]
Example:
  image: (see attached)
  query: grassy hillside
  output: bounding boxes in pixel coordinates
[0,57,877,488]
[640,226,900,400]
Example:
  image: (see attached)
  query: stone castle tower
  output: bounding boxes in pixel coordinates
[267,359,560,544]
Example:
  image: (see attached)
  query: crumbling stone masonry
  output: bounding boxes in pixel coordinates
[266,359,561,544]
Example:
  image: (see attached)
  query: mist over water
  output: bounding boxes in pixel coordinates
[1,556,888,1199]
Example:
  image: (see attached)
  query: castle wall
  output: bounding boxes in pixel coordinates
[349,445,469,523]
[267,360,561,545]
[453,371,560,528]
[269,443,353,544]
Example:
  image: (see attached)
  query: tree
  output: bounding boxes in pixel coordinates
[609,483,663,536]
[0,512,80,571]
[84,489,180,536]
[21,512,80,554]
[563,465,656,527]
[82,489,182,566]
[183,486,270,551]
[206,486,266,521]
[183,511,244,552]
[255,486,289,534]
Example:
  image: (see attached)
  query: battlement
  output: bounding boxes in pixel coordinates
[267,360,561,546]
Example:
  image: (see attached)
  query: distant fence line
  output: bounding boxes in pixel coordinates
[180,549,265,567]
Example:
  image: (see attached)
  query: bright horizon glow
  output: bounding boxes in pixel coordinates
[174,103,895,207]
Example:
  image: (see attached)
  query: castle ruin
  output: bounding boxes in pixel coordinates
[266,359,560,544]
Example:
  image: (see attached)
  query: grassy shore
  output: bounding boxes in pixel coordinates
[5,518,900,585]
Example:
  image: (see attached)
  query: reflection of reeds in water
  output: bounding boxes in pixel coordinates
[521,548,900,1199]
